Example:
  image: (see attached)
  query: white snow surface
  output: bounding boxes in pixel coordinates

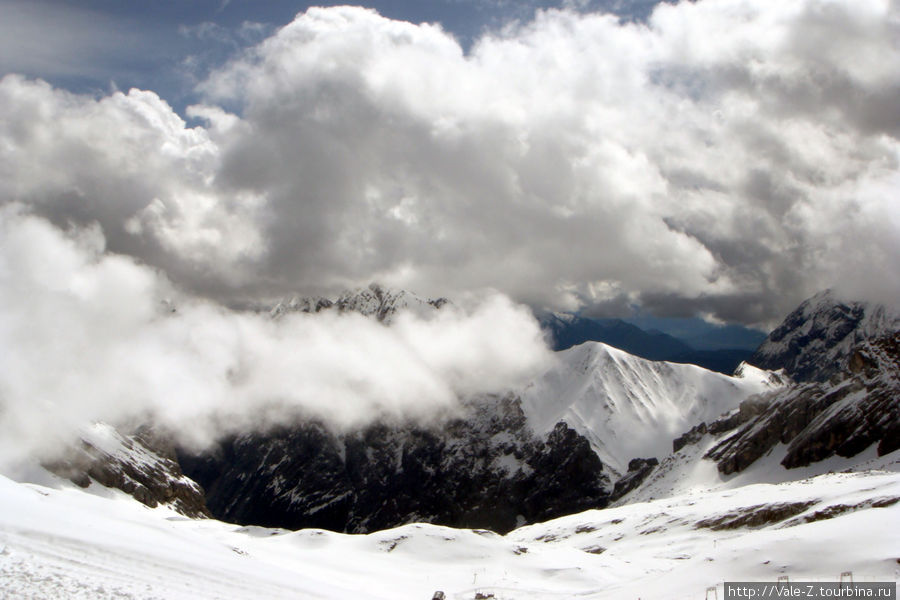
[518,342,781,474]
[1,461,898,600]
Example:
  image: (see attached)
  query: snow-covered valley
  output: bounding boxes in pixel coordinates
[2,454,898,600]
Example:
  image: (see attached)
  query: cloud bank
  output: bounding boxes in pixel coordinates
[0,207,551,465]
[1,0,898,327]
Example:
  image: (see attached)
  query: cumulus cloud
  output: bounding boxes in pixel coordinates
[0,207,552,466]
[1,0,899,326]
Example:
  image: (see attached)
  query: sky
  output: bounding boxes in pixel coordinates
[1,0,899,330]
[0,0,660,114]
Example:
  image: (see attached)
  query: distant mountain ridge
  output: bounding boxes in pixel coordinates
[269,283,448,323]
[625,315,767,351]
[538,312,691,358]
[537,311,756,374]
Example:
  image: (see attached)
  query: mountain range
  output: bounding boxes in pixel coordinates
[3,288,898,599]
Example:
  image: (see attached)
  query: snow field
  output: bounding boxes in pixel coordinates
[1,464,897,600]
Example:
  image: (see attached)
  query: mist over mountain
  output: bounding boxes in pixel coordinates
[5,284,899,599]
[173,289,898,538]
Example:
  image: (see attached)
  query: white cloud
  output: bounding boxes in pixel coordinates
[0,206,552,466]
[0,75,264,292]
[1,1,898,324]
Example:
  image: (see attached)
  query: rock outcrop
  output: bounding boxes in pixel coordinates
[45,423,210,518]
[610,457,659,501]
[706,332,900,474]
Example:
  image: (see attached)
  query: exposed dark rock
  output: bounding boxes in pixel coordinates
[45,424,210,518]
[673,423,708,453]
[670,407,754,456]
[708,410,746,435]
[695,501,817,530]
[785,496,900,526]
[179,395,610,535]
[610,457,659,501]
[707,333,900,475]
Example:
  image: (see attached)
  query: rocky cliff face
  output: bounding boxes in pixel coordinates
[45,423,210,518]
[704,331,900,474]
[178,394,610,534]
[749,289,900,382]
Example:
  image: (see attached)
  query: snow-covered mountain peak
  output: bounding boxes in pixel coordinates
[334,283,448,322]
[750,290,900,381]
[519,341,779,475]
[269,283,448,323]
[732,361,790,387]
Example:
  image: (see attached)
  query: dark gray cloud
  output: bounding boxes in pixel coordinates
[1,1,898,327]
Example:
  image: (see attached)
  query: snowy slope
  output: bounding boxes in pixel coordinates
[518,342,781,474]
[620,412,900,507]
[1,464,898,600]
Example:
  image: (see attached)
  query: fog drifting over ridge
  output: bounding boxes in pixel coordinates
[1,1,898,327]
[0,206,553,466]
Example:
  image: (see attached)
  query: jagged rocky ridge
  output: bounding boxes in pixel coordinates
[269,283,448,322]
[650,291,900,478]
[178,394,609,535]
[45,423,209,518]
[609,293,900,505]
[705,331,900,474]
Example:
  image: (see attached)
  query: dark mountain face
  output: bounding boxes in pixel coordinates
[680,325,767,352]
[649,292,900,483]
[624,315,767,351]
[178,395,610,535]
[538,313,693,357]
[749,290,900,382]
[705,332,900,474]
